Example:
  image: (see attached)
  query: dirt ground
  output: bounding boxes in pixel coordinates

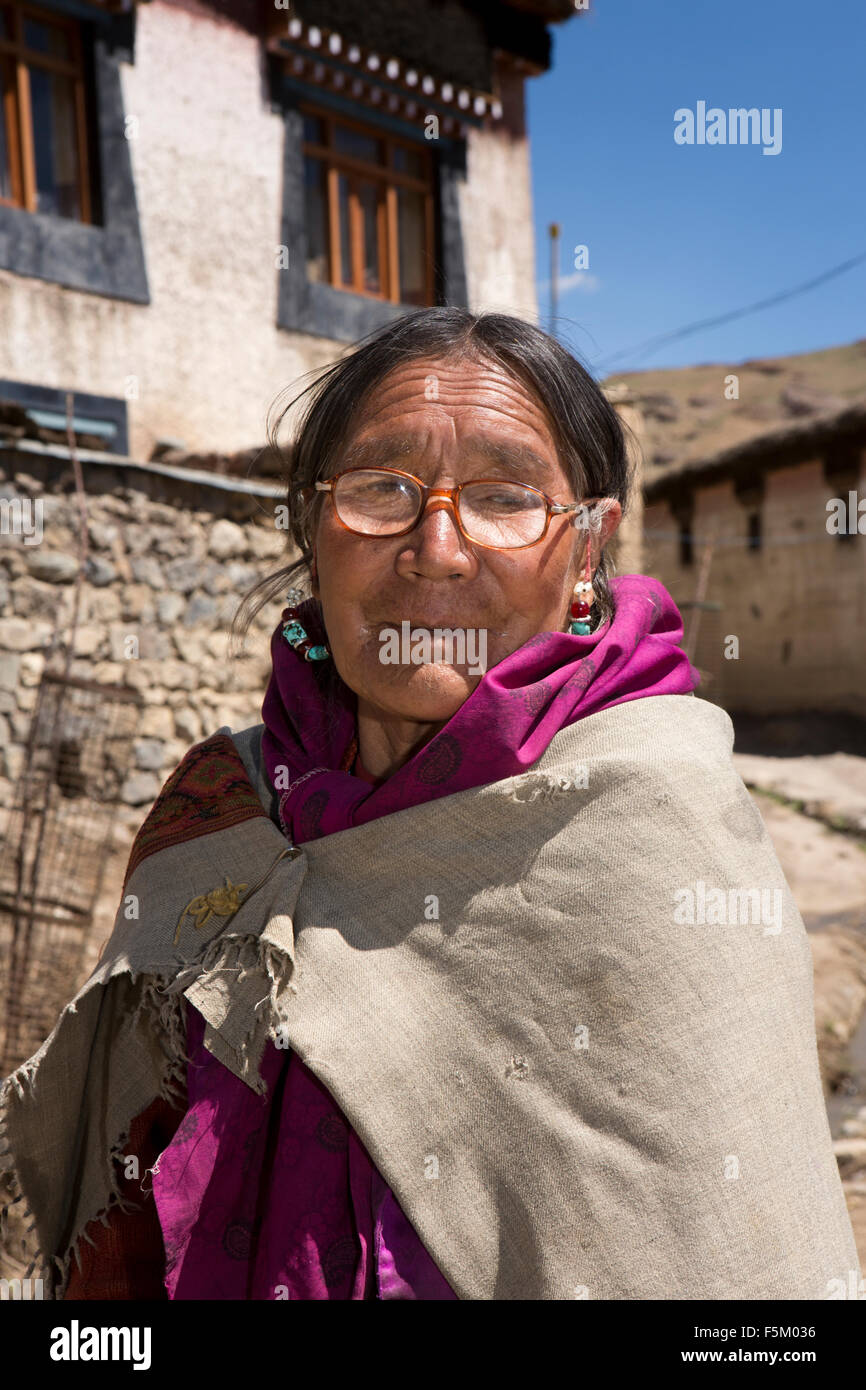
[741,761,866,1272]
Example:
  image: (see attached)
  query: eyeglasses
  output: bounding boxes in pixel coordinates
[310,466,598,551]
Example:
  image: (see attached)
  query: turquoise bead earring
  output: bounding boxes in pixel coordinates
[568,547,594,635]
[281,587,330,662]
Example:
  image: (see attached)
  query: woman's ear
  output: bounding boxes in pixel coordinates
[575,498,621,548]
[596,498,622,550]
[572,498,622,574]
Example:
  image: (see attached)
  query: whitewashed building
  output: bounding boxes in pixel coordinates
[0,0,578,460]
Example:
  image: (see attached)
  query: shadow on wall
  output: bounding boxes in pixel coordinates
[730,711,866,758]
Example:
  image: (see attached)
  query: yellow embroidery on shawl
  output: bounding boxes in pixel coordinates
[174,877,249,945]
[172,847,299,947]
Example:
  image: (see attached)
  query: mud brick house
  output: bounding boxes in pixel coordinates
[0,0,579,461]
[642,401,866,721]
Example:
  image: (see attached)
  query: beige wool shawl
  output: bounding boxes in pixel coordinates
[0,692,859,1299]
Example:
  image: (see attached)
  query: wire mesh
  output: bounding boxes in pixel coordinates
[0,669,143,1076]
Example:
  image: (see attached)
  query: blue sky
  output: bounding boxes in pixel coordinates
[527,0,866,376]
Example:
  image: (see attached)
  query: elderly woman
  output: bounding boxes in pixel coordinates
[0,308,858,1301]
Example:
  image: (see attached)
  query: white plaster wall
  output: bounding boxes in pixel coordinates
[0,2,540,460]
[458,122,539,322]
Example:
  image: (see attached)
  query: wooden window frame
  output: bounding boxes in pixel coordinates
[301,104,435,307]
[0,0,92,222]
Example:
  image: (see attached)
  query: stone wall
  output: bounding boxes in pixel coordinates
[0,446,293,994]
[0,451,287,807]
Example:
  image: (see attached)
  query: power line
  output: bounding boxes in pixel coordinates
[593,251,866,375]
[645,528,860,549]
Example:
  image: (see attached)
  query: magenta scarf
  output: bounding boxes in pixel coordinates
[262,573,700,844]
[153,574,699,1298]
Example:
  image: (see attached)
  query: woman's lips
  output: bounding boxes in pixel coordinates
[373,619,503,633]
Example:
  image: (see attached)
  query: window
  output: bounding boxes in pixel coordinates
[0,0,94,222]
[746,510,762,551]
[302,106,434,306]
[0,379,129,453]
[0,6,147,302]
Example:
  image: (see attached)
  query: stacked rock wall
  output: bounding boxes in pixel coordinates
[0,446,294,992]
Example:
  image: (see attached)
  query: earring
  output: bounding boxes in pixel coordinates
[568,545,593,636]
[281,592,330,661]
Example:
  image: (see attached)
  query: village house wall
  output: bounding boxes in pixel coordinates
[644,451,866,717]
[0,0,539,462]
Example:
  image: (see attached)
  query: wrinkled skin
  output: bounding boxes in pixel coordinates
[312,354,621,778]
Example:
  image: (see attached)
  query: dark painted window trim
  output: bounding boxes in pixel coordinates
[0,5,148,304]
[274,82,468,343]
[0,378,129,454]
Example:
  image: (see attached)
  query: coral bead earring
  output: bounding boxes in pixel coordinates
[568,548,594,636]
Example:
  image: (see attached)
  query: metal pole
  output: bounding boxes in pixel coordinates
[549,222,560,336]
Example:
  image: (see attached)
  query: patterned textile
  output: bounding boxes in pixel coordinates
[123,736,268,889]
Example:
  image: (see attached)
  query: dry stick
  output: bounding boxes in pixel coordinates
[683,522,717,667]
[3,397,90,1068]
[63,390,90,682]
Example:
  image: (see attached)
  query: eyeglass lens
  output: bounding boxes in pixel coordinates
[332,470,548,547]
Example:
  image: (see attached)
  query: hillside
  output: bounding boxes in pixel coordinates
[603,337,866,478]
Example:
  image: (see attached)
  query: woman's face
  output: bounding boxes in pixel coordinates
[313,354,621,725]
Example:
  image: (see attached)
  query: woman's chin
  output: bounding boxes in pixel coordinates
[353,661,482,725]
